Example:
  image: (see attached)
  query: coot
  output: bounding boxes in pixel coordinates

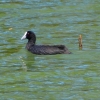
[21,31,71,55]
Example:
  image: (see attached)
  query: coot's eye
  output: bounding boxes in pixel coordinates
[27,32,30,37]
[27,32,30,35]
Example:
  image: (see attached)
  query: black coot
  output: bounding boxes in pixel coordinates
[21,31,71,55]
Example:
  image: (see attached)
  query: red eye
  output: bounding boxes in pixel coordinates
[27,32,30,35]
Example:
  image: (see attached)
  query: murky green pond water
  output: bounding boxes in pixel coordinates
[0,0,100,100]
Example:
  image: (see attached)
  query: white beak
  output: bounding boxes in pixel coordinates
[21,32,27,40]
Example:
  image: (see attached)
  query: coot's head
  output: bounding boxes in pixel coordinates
[21,31,36,43]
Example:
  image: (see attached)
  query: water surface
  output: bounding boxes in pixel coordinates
[0,0,100,100]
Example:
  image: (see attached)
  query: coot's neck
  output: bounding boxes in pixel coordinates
[26,39,36,50]
[28,38,36,45]
[28,39,35,44]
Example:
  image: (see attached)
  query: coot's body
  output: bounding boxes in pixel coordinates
[21,31,71,55]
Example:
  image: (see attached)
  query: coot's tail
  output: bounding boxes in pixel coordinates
[65,51,72,54]
[64,49,72,54]
[57,45,72,54]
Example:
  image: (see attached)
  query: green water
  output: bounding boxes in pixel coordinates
[0,0,100,100]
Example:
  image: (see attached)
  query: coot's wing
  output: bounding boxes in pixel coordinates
[29,45,67,55]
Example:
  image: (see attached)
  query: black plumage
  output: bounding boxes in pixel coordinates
[21,31,71,55]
